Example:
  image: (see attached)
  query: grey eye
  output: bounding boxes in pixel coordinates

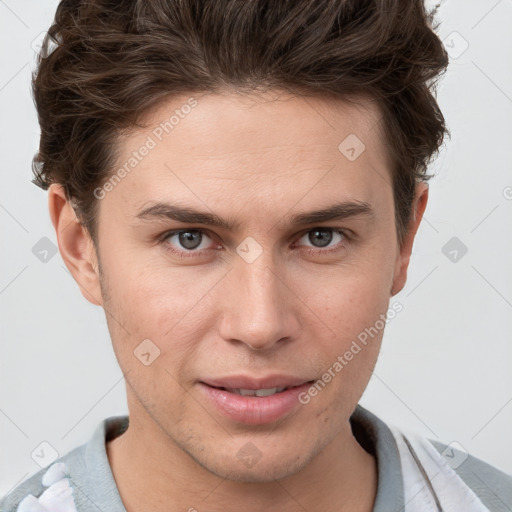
[308,229,334,247]
[178,231,203,250]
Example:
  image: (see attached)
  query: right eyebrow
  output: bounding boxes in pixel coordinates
[135,203,238,230]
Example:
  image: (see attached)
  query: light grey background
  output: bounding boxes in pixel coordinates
[1,0,511,496]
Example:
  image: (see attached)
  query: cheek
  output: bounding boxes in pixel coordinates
[100,256,223,375]
[101,242,206,325]
[299,261,392,391]
[302,260,392,333]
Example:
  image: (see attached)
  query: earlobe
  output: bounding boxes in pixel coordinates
[48,184,103,306]
[390,182,429,297]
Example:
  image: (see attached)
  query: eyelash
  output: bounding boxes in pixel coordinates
[157,228,351,259]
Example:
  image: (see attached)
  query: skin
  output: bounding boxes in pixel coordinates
[48,89,428,512]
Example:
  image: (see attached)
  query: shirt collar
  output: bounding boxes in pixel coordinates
[350,404,405,511]
[70,404,404,511]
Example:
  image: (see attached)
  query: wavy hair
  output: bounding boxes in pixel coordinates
[32,0,449,247]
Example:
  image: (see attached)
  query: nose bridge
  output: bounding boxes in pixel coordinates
[218,246,296,350]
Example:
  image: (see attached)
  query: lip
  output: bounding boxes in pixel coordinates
[198,375,315,425]
[201,374,312,390]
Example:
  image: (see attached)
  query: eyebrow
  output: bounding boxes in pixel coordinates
[135,200,375,230]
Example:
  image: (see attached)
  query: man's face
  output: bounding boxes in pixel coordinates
[83,90,412,481]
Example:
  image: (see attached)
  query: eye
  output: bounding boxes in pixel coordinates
[295,228,350,255]
[159,229,219,257]
[158,226,351,259]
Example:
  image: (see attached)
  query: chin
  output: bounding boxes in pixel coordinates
[213,457,309,483]
[187,442,315,483]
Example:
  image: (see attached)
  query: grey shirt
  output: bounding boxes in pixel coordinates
[1,405,511,511]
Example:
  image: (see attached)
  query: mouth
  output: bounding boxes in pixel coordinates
[201,374,315,390]
[208,383,312,397]
[198,377,316,425]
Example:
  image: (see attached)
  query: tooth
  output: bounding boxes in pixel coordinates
[239,389,257,396]
[255,387,278,397]
[225,387,289,396]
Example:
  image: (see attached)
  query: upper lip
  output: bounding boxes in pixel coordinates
[201,375,314,390]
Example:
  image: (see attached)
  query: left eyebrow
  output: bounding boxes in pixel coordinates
[288,200,374,226]
[134,200,375,230]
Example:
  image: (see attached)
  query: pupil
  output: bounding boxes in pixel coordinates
[179,231,202,250]
[309,229,332,247]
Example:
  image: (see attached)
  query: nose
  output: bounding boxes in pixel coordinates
[217,254,300,351]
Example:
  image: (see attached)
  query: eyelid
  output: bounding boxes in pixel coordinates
[292,227,351,253]
[159,228,219,250]
[294,226,351,242]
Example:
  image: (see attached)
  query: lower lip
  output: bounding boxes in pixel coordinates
[198,382,313,425]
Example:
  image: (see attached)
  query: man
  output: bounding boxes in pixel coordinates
[2,1,510,511]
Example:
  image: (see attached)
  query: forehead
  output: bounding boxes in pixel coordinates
[108,90,392,219]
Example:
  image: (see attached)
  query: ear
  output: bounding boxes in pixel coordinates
[48,184,103,306]
[391,182,429,296]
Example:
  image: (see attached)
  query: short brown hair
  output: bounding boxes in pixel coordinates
[32,0,449,247]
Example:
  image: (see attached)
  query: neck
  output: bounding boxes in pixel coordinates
[106,412,377,512]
